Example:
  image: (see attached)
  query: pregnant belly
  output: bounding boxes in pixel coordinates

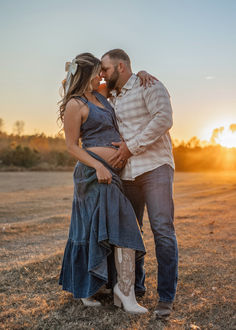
[86,146,119,167]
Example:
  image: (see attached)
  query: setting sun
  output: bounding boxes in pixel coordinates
[210,124,236,148]
[215,130,236,148]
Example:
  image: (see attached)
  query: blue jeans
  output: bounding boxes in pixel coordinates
[122,164,178,302]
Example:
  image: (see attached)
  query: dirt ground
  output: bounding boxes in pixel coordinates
[0,171,235,330]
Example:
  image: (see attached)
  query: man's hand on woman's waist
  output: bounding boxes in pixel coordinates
[108,141,132,168]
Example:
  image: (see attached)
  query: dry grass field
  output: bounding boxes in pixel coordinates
[0,171,235,330]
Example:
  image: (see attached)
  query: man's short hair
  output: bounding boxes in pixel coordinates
[102,49,131,66]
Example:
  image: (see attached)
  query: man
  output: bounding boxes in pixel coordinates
[101,49,178,318]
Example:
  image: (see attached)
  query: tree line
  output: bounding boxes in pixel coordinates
[0,120,235,171]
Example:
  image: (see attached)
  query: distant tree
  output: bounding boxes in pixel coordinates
[0,118,4,132]
[1,145,40,168]
[186,136,201,149]
[54,131,65,139]
[230,123,236,133]
[210,127,224,145]
[13,120,25,136]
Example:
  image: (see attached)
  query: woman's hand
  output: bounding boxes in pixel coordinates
[95,163,112,184]
[137,71,158,88]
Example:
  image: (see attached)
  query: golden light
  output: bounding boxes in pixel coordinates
[211,125,236,148]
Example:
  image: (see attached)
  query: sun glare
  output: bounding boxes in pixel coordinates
[215,130,236,148]
[212,125,236,148]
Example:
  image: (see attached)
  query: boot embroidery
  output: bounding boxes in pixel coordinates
[117,248,135,296]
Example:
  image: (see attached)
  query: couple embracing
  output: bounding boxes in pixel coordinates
[58,49,178,318]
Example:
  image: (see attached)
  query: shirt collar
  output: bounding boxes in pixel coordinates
[122,73,137,91]
[110,73,137,97]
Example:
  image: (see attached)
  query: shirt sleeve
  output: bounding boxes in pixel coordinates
[126,81,173,155]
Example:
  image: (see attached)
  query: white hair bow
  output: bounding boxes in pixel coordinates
[65,58,78,94]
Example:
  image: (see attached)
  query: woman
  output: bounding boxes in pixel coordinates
[58,53,150,314]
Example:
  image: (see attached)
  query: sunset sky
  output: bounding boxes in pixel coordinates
[0,0,235,144]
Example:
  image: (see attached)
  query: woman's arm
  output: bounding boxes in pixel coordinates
[64,99,112,184]
[96,72,158,96]
[137,71,158,87]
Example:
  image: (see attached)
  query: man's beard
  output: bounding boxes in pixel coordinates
[107,66,119,90]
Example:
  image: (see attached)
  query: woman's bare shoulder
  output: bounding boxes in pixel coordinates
[64,100,86,126]
[65,98,87,114]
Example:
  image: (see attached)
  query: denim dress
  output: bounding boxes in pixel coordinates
[59,92,145,298]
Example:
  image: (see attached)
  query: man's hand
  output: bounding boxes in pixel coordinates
[109,141,132,168]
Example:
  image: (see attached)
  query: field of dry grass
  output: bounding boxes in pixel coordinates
[0,171,235,329]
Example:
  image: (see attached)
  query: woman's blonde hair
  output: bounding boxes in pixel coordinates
[58,53,101,123]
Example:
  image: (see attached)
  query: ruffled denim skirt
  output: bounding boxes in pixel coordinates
[59,151,145,298]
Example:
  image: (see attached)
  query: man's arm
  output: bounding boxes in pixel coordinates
[109,81,173,167]
[126,81,173,155]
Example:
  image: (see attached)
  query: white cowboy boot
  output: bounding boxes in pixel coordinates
[81,297,101,307]
[113,247,148,314]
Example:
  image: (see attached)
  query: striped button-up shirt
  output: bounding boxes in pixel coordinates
[110,74,175,180]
